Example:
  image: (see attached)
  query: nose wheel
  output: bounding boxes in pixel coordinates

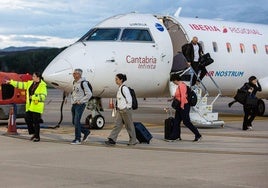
[85,114,105,129]
[85,97,105,129]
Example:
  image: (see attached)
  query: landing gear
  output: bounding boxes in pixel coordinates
[85,114,105,129]
[257,99,265,116]
[84,97,105,129]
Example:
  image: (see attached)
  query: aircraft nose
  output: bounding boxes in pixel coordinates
[42,58,73,92]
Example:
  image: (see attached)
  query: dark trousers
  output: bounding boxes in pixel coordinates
[191,62,207,86]
[25,111,41,138]
[243,105,257,130]
[175,104,201,138]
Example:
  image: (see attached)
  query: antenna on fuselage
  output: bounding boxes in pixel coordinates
[174,7,182,18]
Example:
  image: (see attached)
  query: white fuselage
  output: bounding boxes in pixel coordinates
[42,13,268,100]
[176,17,268,98]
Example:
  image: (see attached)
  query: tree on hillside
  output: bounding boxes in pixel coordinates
[0,48,64,74]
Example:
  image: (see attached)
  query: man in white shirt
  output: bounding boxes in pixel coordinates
[184,36,207,86]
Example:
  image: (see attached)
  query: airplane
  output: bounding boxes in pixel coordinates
[42,10,268,129]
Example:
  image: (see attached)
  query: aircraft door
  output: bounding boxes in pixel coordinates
[161,16,190,74]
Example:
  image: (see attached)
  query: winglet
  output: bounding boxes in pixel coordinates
[174,7,182,18]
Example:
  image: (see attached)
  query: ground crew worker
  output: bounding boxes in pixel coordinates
[6,72,47,142]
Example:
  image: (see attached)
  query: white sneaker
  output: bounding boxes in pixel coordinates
[71,140,81,145]
[247,126,253,130]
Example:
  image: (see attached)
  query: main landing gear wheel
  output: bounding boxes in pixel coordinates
[85,114,94,129]
[257,99,265,116]
[85,114,105,129]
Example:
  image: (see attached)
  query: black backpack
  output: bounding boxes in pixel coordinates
[80,80,93,98]
[121,85,138,110]
[187,86,197,106]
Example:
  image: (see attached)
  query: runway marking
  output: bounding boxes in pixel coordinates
[201,132,268,139]
[2,133,268,156]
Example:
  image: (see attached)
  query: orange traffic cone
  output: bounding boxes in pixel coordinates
[6,106,18,135]
[109,98,114,109]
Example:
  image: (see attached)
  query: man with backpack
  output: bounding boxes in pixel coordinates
[70,68,92,144]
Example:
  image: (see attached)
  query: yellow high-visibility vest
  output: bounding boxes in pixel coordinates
[10,80,47,114]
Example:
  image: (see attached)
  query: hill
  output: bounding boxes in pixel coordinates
[0,46,65,74]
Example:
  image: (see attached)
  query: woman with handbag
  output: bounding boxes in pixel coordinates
[170,74,202,141]
[241,76,262,130]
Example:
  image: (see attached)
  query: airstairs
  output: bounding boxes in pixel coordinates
[169,67,225,127]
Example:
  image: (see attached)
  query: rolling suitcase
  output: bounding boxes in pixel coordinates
[134,122,152,144]
[164,117,180,140]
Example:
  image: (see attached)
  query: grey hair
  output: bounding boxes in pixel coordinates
[74,68,83,75]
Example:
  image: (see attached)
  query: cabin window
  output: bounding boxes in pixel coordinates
[212,42,218,52]
[252,44,258,54]
[199,41,205,52]
[226,42,232,53]
[265,45,268,54]
[240,43,245,53]
[85,28,120,41]
[121,29,153,42]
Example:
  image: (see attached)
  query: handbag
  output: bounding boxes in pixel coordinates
[171,99,181,110]
[199,53,214,67]
[246,97,258,106]
[234,89,247,104]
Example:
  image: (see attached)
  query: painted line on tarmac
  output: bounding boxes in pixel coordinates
[2,133,268,156]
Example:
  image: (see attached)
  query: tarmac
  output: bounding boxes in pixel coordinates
[0,89,267,188]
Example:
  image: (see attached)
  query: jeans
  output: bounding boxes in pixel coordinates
[71,103,89,141]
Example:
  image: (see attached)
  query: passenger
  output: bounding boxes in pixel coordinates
[170,73,202,142]
[105,73,137,146]
[241,76,262,130]
[171,51,189,72]
[184,36,207,86]
[6,72,47,142]
[70,68,92,145]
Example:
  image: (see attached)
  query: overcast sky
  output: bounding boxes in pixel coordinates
[0,0,267,49]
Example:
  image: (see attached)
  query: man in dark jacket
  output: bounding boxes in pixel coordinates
[184,36,207,86]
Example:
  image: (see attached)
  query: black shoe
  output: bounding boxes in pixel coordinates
[105,138,116,146]
[82,131,90,142]
[228,102,233,108]
[165,138,181,142]
[30,135,35,141]
[33,138,40,142]
[193,135,202,142]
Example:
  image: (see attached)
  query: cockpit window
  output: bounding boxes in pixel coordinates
[121,29,153,42]
[85,28,120,41]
